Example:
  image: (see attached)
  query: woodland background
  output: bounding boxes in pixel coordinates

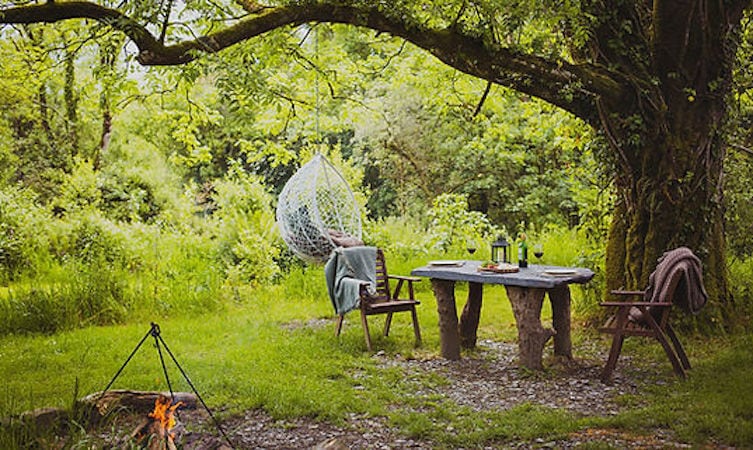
[3,19,753,334]
[2,9,753,447]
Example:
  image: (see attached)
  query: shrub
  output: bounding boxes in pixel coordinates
[59,214,130,266]
[0,187,49,282]
[426,193,499,255]
[211,165,281,286]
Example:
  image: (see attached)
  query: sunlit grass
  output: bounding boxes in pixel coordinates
[2,224,752,447]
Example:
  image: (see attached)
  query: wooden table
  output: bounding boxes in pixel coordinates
[411,261,594,369]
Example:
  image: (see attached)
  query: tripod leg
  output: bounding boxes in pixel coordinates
[157,333,236,449]
[98,326,153,400]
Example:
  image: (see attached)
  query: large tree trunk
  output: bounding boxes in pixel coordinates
[605,141,728,305]
[598,2,741,314]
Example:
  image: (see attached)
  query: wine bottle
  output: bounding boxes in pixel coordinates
[518,233,528,268]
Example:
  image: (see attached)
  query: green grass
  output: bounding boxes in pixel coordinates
[2,234,752,448]
[0,275,518,418]
[594,333,753,447]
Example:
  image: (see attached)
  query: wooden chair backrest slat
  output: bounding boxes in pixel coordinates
[373,249,390,300]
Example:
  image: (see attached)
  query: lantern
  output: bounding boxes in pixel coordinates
[491,236,510,263]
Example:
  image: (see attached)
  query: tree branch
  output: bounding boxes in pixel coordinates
[0,2,164,60]
[472,81,492,118]
[0,1,624,121]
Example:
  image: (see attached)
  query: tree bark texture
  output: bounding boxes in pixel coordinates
[430,279,460,360]
[596,2,742,311]
[458,282,482,349]
[504,286,555,370]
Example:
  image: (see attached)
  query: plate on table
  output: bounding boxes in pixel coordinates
[542,269,577,276]
[428,260,464,267]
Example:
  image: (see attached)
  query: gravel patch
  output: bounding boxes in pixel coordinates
[374,339,643,418]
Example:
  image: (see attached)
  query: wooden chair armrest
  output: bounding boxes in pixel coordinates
[610,290,646,296]
[390,275,419,300]
[599,301,672,307]
[388,274,422,282]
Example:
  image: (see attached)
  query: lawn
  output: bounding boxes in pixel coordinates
[1,269,752,448]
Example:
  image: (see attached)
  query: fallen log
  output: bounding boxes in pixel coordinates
[78,390,198,417]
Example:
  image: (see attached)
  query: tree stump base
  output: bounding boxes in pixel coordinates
[505,286,555,370]
[459,282,483,348]
[431,279,461,360]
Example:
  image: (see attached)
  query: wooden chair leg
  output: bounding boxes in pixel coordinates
[411,306,422,346]
[642,313,686,378]
[360,311,373,351]
[601,333,625,383]
[335,314,345,337]
[665,323,691,369]
[654,330,686,377]
[601,309,630,383]
[383,312,394,337]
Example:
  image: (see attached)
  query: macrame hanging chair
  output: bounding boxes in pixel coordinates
[276,154,362,263]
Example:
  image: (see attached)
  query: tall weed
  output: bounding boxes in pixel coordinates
[0,264,126,335]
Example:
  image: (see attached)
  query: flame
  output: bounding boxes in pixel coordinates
[149,395,183,436]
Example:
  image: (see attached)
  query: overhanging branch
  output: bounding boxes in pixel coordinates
[0,2,163,58]
[0,1,624,121]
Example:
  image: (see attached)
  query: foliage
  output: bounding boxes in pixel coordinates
[0,187,50,283]
[99,131,190,224]
[426,193,499,255]
[210,163,282,286]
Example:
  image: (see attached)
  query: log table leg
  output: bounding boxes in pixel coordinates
[548,284,572,359]
[431,279,461,360]
[505,285,555,370]
[459,282,483,349]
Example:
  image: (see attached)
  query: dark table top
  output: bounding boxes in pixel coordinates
[411,260,595,289]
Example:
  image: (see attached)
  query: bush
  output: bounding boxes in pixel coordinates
[0,187,49,282]
[52,213,130,267]
[426,193,499,256]
[211,165,281,286]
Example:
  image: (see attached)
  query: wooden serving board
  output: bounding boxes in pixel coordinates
[477,265,519,274]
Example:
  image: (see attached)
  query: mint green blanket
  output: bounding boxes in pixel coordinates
[324,246,377,315]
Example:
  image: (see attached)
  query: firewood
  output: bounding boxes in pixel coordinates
[78,390,198,417]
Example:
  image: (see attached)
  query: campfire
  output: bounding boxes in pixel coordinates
[95,323,234,448]
[130,394,184,450]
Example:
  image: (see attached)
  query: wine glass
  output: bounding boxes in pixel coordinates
[466,238,477,258]
[533,243,544,263]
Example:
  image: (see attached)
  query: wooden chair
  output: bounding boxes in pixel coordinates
[599,249,706,382]
[335,249,422,351]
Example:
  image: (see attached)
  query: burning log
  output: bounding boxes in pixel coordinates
[128,394,184,450]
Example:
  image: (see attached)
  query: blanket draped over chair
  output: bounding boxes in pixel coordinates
[324,246,377,315]
[644,246,708,315]
[328,247,422,351]
[599,246,708,382]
